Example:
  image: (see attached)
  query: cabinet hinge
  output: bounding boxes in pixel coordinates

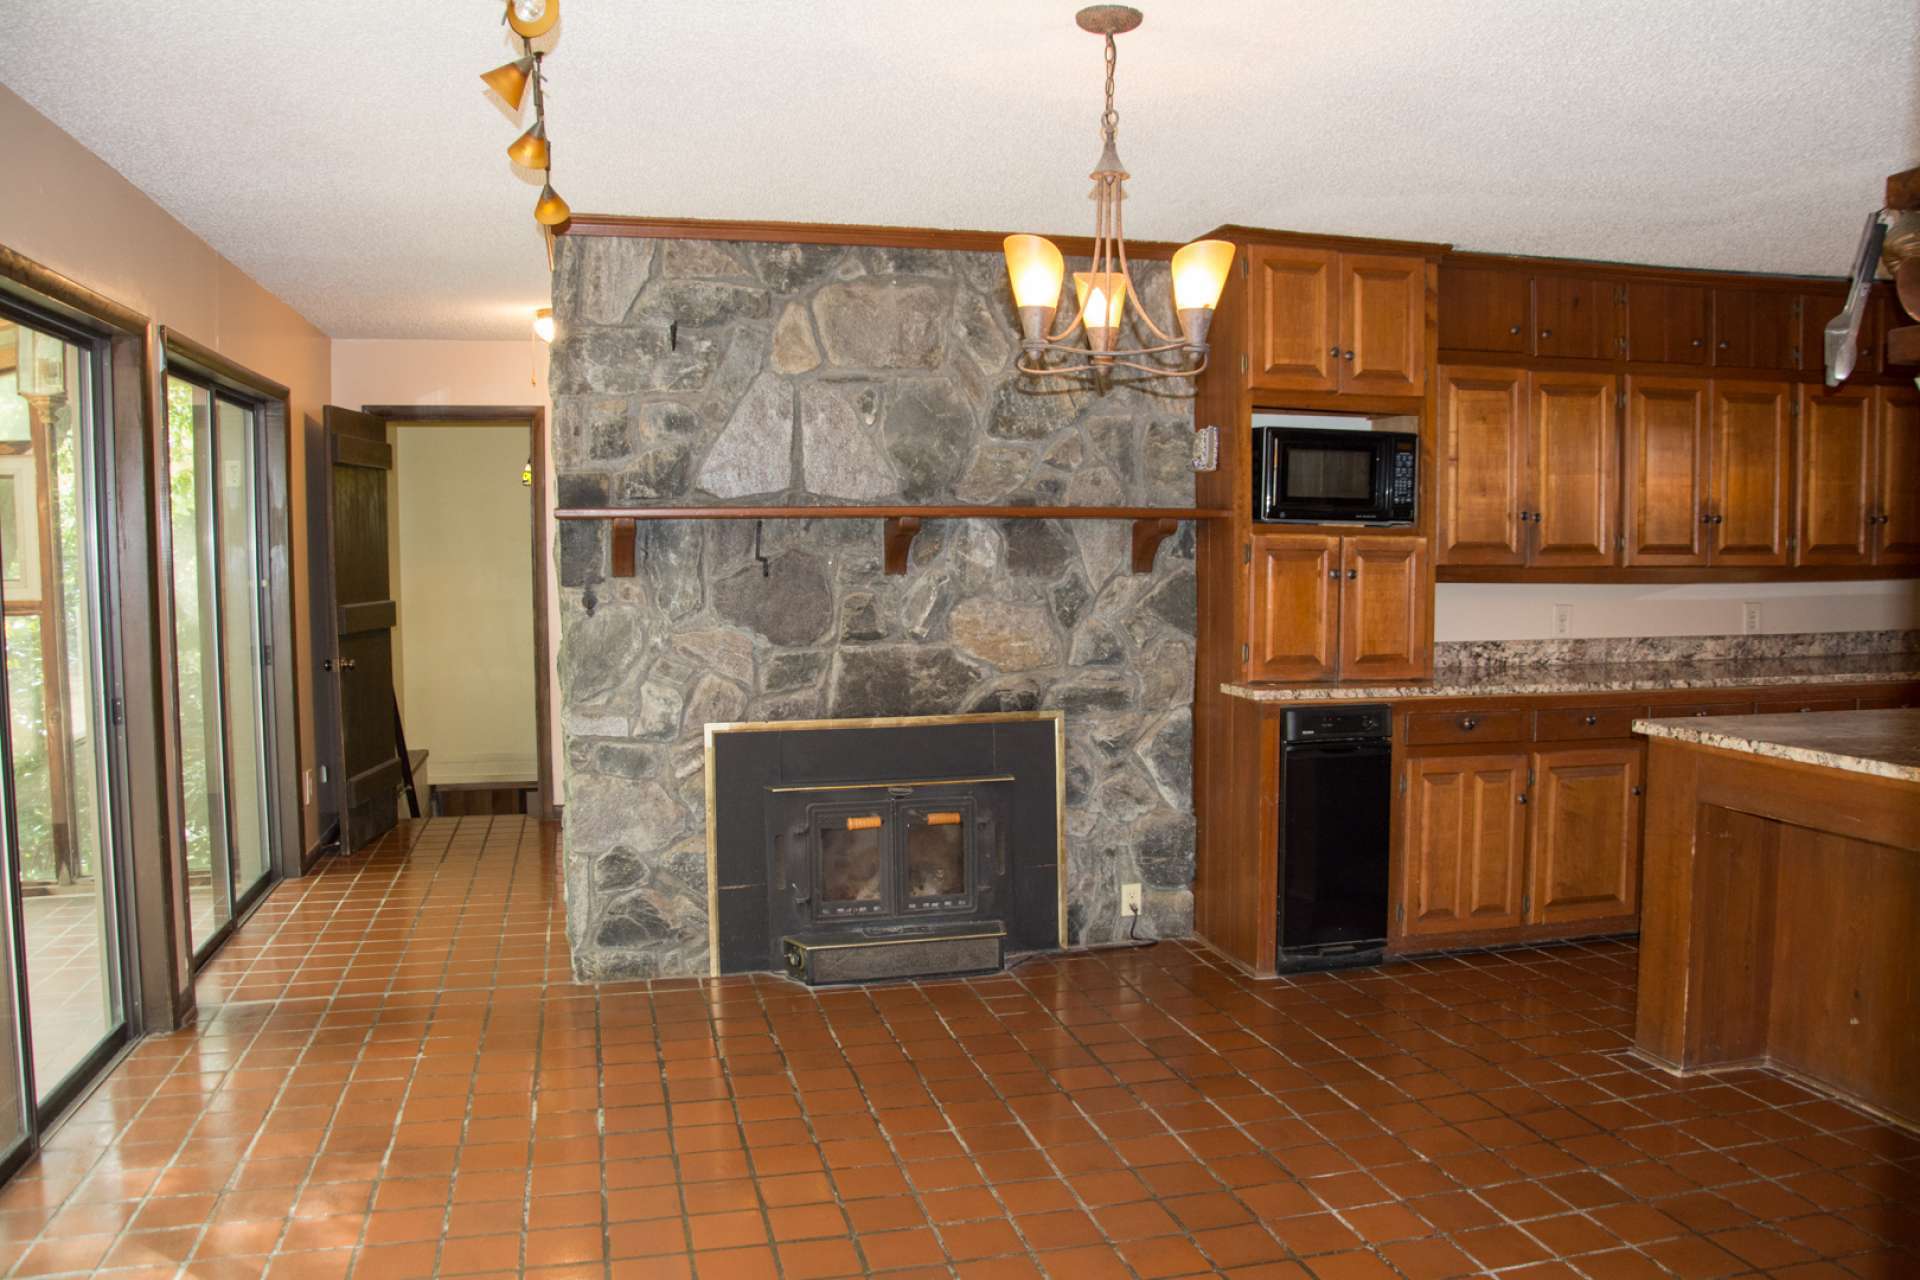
[1241,256,1250,278]
[1241,643,1250,663]
[1398,770,1406,796]
[109,696,125,728]
[1522,892,1531,915]
[1240,352,1249,374]
[1616,391,1626,413]
[1527,767,1535,787]
[1395,902,1405,924]
[1243,543,1252,564]
[1615,285,1627,305]
[1790,399,1799,419]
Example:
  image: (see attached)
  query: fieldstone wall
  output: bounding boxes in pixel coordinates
[551,234,1199,979]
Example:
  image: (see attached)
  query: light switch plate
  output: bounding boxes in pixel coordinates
[1191,425,1219,472]
[1742,601,1762,634]
[1552,603,1572,638]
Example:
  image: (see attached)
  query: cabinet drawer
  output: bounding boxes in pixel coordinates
[1659,700,1754,719]
[1534,705,1639,742]
[1405,708,1527,746]
[1752,696,1858,714]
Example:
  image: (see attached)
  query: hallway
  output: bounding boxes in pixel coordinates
[0,818,1912,1279]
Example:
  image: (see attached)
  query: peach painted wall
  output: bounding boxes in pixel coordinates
[329,339,559,787]
[0,84,332,851]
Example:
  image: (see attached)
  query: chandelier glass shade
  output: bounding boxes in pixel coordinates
[1004,6,1233,381]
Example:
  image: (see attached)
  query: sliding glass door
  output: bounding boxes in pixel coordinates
[0,309,129,1114]
[163,377,275,959]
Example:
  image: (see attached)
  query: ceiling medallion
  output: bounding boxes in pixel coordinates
[481,0,571,237]
[1004,6,1233,383]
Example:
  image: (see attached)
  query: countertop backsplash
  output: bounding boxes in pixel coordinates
[1434,630,1920,672]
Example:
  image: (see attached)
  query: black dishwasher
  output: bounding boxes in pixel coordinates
[1277,704,1392,971]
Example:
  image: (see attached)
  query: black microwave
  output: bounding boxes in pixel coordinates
[1253,426,1418,525]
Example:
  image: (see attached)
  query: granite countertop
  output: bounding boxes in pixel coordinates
[1222,652,1920,703]
[1634,708,1920,782]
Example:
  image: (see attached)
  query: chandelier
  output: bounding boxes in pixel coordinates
[1004,6,1234,381]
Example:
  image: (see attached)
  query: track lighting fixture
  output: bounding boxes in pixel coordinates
[481,2,568,234]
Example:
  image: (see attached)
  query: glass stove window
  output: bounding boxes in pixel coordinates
[905,820,964,899]
[819,825,882,904]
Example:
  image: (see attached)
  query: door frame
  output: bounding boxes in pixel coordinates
[361,404,554,819]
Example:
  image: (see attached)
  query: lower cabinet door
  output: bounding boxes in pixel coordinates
[1402,752,1528,937]
[1526,745,1643,926]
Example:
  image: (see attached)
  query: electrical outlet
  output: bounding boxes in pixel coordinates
[1552,603,1572,638]
[1742,601,1762,634]
[303,769,314,806]
[1120,883,1142,918]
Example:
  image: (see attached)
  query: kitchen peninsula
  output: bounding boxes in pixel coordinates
[1633,708,1920,1127]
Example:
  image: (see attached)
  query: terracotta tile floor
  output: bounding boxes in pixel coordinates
[0,815,1914,1279]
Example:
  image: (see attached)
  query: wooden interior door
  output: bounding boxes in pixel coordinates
[1339,254,1426,395]
[1625,282,1710,365]
[1247,534,1339,681]
[1532,275,1618,360]
[1436,366,1526,565]
[322,406,400,853]
[1874,386,1920,565]
[1529,371,1618,567]
[1526,745,1642,926]
[1708,379,1790,565]
[1623,376,1709,565]
[1248,245,1339,392]
[1402,753,1528,937]
[1712,287,1797,369]
[1794,385,1874,567]
[1437,264,1529,354]
[1338,536,1430,681]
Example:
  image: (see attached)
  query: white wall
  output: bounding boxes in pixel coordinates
[1437,580,1920,642]
[393,424,538,784]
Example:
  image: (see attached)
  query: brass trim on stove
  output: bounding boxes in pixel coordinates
[768,773,1015,795]
[784,927,1007,955]
[703,710,1069,974]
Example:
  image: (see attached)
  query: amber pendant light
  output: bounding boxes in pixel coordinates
[480,2,569,232]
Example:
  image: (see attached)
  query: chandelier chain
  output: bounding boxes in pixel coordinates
[1101,35,1119,141]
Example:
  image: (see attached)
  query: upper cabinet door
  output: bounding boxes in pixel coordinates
[1709,380,1790,565]
[1339,536,1430,681]
[1623,377,1710,565]
[1437,366,1527,566]
[1879,284,1918,375]
[1530,372,1619,567]
[1626,282,1711,366]
[1339,254,1427,395]
[1875,386,1920,565]
[1794,385,1874,567]
[1800,291,1875,381]
[1249,246,1340,392]
[1533,275,1621,360]
[1438,265,1530,355]
[1247,534,1340,681]
[1712,288,1799,370]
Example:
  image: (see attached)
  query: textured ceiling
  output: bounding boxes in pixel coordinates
[2,1,1915,339]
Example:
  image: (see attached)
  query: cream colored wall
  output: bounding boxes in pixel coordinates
[1436,580,1920,642]
[0,84,332,851]
[329,339,559,785]
[393,424,538,784]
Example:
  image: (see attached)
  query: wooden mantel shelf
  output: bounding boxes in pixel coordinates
[553,505,1230,576]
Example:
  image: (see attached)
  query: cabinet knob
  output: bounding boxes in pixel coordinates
[1343,349,1355,361]
[1330,345,1341,357]
[1509,325,1522,335]
[1540,329,1552,339]
[1712,514,1724,525]
[1328,569,1340,579]
[1584,714,1598,725]
[1631,785,1643,796]
[1460,716,1478,731]
[1691,338,1704,347]
[1530,511,1542,523]
[1517,793,1528,805]
[1346,568,1358,579]
[1718,340,1730,349]
[1518,508,1532,522]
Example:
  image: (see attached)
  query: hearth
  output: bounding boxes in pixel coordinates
[705,713,1063,982]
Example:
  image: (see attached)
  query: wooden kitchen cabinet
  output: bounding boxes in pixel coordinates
[1624,376,1710,564]
[1248,245,1425,395]
[1438,264,1529,354]
[1247,534,1339,681]
[1402,753,1529,938]
[1708,379,1791,565]
[1876,386,1920,565]
[1247,533,1429,682]
[1527,745,1642,926]
[1533,275,1620,360]
[1626,281,1711,366]
[1437,366,1616,568]
[1795,385,1874,566]
[1340,536,1430,679]
[1712,287,1799,370]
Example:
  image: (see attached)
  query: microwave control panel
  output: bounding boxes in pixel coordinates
[1389,441,1417,518]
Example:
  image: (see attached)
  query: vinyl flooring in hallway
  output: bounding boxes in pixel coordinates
[0,816,1912,1279]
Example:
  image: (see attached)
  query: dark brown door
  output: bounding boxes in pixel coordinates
[1438,264,1529,354]
[1532,275,1619,360]
[1402,752,1528,938]
[1712,288,1798,370]
[1794,385,1874,567]
[1338,254,1426,395]
[1623,376,1709,565]
[1436,366,1527,565]
[1709,379,1790,565]
[1526,745,1641,926]
[1875,385,1920,565]
[1626,282,1710,365]
[322,406,400,852]
[1529,371,1618,567]
[1247,534,1339,681]
[1339,536,1429,680]
[1248,245,1339,393]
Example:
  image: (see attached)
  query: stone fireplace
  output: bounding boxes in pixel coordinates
[551,232,1197,980]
